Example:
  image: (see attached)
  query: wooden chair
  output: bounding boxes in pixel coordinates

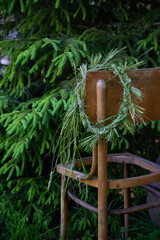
[57,68,160,240]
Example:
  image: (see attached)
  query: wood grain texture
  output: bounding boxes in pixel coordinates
[57,165,98,188]
[57,153,160,189]
[60,175,68,240]
[85,68,160,123]
[97,80,108,240]
[58,68,160,240]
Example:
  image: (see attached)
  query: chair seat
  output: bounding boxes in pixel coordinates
[57,153,160,218]
[57,153,160,189]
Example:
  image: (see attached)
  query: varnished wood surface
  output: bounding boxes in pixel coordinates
[85,68,160,123]
[108,172,160,189]
[57,164,160,189]
[60,175,68,240]
[67,185,160,216]
[58,68,160,239]
[57,153,160,190]
[57,165,98,188]
[97,80,108,239]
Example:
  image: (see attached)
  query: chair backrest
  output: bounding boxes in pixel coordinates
[85,68,160,123]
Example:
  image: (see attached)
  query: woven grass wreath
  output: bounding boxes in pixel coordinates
[57,49,144,165]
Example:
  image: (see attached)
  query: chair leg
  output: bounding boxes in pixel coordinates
[98,138,108,240]
[60,175,68,240]
[97,79,108,240]
[124,163,130,239]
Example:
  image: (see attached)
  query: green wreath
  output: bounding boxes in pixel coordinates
[58,49,144,163]
[48,49,144,189]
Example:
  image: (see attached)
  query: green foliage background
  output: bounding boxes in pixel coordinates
[0,0,160,239]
